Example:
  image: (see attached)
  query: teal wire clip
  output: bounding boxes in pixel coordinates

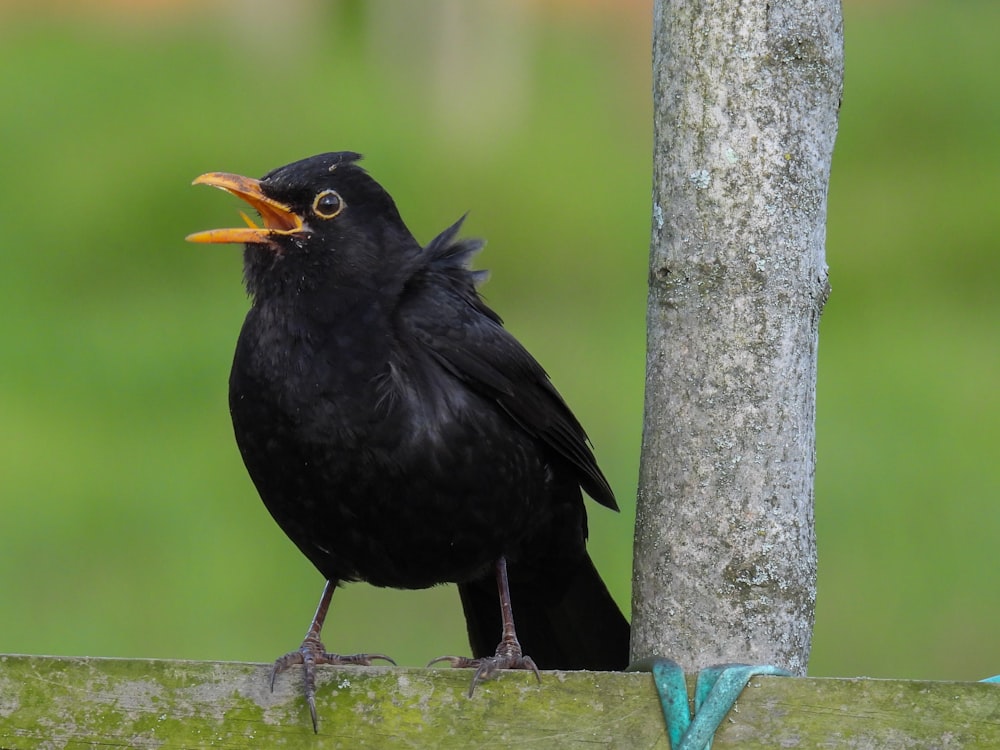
[640,659,996,747]
[646,658,791,750]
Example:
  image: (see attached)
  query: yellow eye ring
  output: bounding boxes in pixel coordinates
[312,189,345,219]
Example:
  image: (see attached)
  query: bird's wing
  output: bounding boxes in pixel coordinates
[397,218,617,511]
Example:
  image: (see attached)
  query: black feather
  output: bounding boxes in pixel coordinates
[201,153,628,688]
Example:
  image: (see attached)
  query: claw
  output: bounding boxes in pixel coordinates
[428,649,540,697]
[427,654,477,669]
[271,637,396,731]
[430,558,543,697]
[272,581,395,731]
[469,653,540,696]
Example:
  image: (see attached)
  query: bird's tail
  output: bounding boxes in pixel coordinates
[458,552,630,671]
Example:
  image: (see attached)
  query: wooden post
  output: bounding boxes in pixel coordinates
[632,0,844,672]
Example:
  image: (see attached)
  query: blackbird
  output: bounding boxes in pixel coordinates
[187,152,629,728]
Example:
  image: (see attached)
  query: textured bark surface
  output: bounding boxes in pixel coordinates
[632,0,844,674]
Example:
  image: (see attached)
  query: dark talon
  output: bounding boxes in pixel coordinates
[430,651,541,697]
[469,653,541,697]
[271,641,396,732]
[269,582,395,731]
[427,654,477,669]
[430,558,543,697]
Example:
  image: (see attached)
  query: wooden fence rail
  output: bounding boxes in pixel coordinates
[1,655,998,748]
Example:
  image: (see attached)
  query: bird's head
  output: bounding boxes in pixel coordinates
[187,152,417,297]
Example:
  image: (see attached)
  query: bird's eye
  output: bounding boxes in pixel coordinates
[312,189,344,219]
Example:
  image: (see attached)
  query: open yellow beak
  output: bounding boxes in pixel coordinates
[186,172,305,245]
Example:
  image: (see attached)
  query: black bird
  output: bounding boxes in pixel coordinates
[187,152,629,728]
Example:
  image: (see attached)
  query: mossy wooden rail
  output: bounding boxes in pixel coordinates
[1,655,998,748]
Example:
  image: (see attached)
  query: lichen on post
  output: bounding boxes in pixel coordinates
[632,0,844,673]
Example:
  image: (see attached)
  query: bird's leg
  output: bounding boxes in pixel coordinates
[271,579,395,732]
[429,557,541,697]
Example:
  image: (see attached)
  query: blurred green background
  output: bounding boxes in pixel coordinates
[0,0,997,682]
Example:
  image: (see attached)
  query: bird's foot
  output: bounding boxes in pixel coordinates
[271,635,395,731]
[429,638,540,697]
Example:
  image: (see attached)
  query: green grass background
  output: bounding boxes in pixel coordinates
[0,1,997,681]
